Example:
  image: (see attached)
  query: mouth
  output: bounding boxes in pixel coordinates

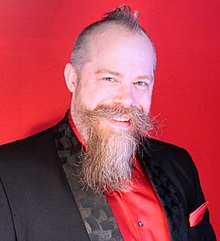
[112,116,130,122]
[105,116,131,130]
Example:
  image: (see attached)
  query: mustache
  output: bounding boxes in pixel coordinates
[88,104,144,118]
[78,104,154,135]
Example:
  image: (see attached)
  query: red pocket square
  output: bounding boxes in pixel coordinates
[189,201,208,227]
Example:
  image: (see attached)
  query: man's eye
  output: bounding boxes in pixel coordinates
[134,81,149,88]
[103,77,115,82]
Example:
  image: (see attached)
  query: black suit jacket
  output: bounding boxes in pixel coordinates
[0,116,216,241]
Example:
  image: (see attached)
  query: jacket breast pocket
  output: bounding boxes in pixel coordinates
[188,202,216,241]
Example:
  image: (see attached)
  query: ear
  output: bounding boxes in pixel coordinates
[64,63,78,92]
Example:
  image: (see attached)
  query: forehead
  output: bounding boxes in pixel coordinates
[91,23,152,51]
[86,24,156,73]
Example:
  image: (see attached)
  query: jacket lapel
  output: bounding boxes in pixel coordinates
[140,143,189,241]
[54,115,123,241]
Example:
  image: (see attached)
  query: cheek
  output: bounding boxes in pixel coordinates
[78,90,107,110]
[137,94,152,114]
[78,81,108,107]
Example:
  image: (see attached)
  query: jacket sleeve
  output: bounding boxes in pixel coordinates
[184,150,217,241]
[0,179,17,241]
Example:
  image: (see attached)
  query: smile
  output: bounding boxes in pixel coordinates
[112,116,130,122]
[105,116,131,130]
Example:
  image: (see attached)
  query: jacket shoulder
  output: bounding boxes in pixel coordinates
[144,138,197,184]
[0,126,54,150]
[145,138,191,162]
[0,126,57,180]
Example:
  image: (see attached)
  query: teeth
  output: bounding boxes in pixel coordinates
[113,117,130,122]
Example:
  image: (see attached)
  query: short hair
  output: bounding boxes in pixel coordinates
[70,5,155,75]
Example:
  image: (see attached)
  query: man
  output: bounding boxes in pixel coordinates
[0,5,216,241]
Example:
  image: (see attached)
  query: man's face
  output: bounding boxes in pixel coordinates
[67,25,156,132]
[65,25,156,192]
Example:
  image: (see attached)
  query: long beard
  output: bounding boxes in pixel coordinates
[72,104,155,193]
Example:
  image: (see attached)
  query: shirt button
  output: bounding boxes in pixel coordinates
[138,221,144,227]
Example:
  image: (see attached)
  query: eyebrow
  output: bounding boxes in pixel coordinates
[95,69,122,77]
[137,75,154,81]
[95,69,153,81]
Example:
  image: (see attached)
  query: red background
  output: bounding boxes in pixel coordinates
[0,0,219,238]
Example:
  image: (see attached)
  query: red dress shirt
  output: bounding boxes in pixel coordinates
[68,116,170,241]
[105,158,170,241]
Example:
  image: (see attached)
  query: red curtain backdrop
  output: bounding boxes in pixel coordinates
[0,0,219,238]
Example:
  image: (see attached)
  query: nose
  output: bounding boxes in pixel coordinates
[113,85,135,108]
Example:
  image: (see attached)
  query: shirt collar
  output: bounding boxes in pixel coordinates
[68,112,87,148]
